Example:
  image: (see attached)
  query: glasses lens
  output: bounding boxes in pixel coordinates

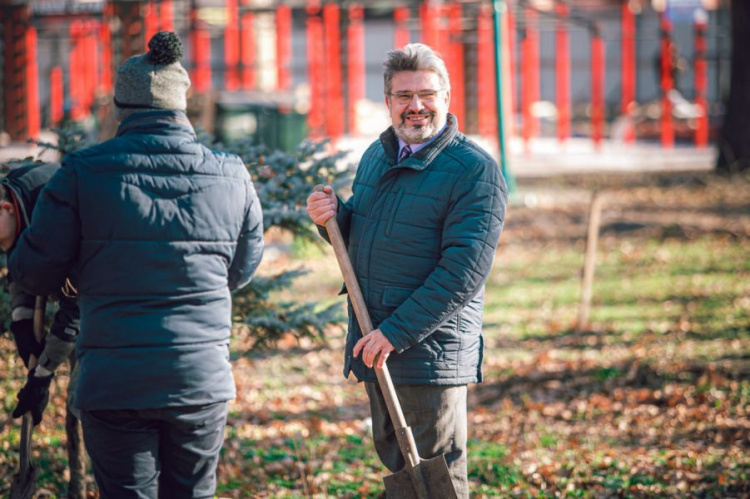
[393,90,439,104]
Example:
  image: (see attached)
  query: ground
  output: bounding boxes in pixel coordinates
[0,170,747,498]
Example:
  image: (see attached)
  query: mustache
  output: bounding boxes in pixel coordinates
[400,110,436,120]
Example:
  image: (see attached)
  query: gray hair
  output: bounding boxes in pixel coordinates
[383,43,451,95]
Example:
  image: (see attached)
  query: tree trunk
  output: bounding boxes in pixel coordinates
[716,0,750,173]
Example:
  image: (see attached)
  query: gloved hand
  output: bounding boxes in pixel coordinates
[12,370,53,426]
[10,319,44,369]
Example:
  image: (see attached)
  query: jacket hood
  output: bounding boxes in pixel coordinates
[1,162,60,227]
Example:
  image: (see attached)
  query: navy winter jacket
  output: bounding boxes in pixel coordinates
[326,114,507,385]
[9,110,264,410]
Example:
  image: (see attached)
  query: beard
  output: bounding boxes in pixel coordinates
[393,110,445,144]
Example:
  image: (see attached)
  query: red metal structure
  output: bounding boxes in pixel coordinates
[306,0,325,139]
[394,6,410,48]
[323,3,344,139]
[591,26,605,149]
[50,66,64,126]
[347,4,365,135]
[161,0,174,32]
[447,4,465,129]
[276,5,292,90]
[241,11,256,90]
[0,0,728,151]
[420,1,438,48]
[659,12,675,148]
[190,8,212,94]
[694,15,709,147]
[2,5,35,140]
[225,0,240,91]
[477,4,497,140]
[556,1,571,144]
[25,23,40,139]
[100,5,114,94]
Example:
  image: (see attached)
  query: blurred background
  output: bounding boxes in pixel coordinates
[0,0,735,176]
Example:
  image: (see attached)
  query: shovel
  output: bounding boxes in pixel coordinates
[10,296,47,499]
[316,186,458,499]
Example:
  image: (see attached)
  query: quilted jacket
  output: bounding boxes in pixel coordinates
[9,110,264,410]
[326,114,507,385]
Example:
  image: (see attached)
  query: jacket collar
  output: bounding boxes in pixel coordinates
[379,113,459,171]
[115,110,195,138]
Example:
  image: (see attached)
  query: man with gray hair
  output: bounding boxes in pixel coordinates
[10,31,264,498]
[307,43,507,497]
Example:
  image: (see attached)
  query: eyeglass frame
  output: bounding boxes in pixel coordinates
[387,89,445,105]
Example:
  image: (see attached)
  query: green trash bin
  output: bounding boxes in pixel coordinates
[214,91,307,152]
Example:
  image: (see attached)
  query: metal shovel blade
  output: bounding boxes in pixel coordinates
[9,466,37,499]
[383,454,458,499]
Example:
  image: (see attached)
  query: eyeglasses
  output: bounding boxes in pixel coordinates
[388,89,442,105]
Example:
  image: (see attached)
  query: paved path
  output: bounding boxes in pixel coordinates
[2,131,716,177]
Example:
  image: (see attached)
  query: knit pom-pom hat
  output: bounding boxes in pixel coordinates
[114,31,191,121]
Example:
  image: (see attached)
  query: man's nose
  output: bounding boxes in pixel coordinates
[407,94,424,110]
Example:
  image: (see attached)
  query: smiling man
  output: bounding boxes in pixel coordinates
[307,43,508,497]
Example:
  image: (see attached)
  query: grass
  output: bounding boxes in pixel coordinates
[0,172,748,497]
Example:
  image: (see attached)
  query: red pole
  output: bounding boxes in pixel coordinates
[621,0,636,142]
[69,21,85,120]
[306,1,325,139]
[50,66,64,126]
[276,5,292,90]
[659,12,674,148]
[160,0,174,32]
[477,4,497,140]
[100,6,113,93]
[225,0,240,91]
[394,6,410,48]
[694,14,708,147]
[85,21,99,112]
[556,1,570,144]
[506,2,516,138]
[144,0,158,44]
[241,12,256,90]
[190,10,211,94]
[448,4,464,130]
[323,3,344,139]
[520,14,534,152]
[524,7,540,139]
[25,25,39,138]
[348,3,365,135]
[591,27,605,150]
[420,1,438,48]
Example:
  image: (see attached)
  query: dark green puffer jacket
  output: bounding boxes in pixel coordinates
[9,110,264,410]
[327,114,507,385]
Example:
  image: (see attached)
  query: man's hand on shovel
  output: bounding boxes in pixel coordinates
[353,329,394,369]
[306,184,338,226]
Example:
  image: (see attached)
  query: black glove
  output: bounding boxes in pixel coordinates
[10,319,44,369]
[12,370,53,426]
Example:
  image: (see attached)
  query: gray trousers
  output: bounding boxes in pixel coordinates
[365,382,469,499]
[80,402,228,499]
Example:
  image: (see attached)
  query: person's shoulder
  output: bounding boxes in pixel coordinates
[451,134,496,163]
[64,137,123,163]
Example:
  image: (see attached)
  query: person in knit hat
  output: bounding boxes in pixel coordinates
[10,31,264,498]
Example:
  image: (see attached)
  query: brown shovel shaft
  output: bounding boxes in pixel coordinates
[316,186,421,468]
[18,297,46,483]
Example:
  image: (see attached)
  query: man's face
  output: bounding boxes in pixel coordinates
[385,70,450,145]
[0,201,17,251]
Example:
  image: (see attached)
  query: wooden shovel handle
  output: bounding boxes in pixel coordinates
[18,296,46,479]
[314,185,421,467]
